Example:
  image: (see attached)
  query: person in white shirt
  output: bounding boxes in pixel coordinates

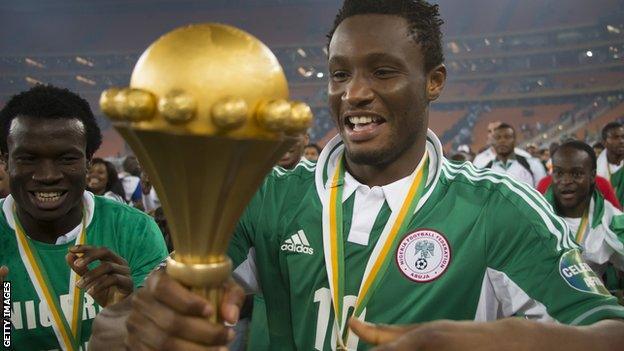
[597,122,624,206]
[486,123,546,187]
[473,120,532,168]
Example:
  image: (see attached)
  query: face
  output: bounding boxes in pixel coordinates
[552,147,595,211]
[303,146,319,162]
[487,121,502,145]
[7,116,88,222]
[604,127,624,158]
[87,163,108,193]
[123,156,141,176]
[492,127,515,157]
[328,14,445,166]
[278,134,308,169]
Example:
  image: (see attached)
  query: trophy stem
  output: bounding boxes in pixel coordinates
[166,255,232,323]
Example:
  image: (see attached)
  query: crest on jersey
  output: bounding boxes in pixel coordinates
[396,229,451,282]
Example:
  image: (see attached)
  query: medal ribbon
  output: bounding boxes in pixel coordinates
[13,206,86,351]
[574,210,590,244]
[325,152,429,349]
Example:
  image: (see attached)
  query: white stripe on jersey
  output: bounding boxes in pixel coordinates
[570,305,624,325]
[291,233,302,245]
[298,230,311,246]
[442,162,574,251]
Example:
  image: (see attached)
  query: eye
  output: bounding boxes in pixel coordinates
[15,155,35,164]
[58,156,80,164]
[373,68,398,78]
[330,70,349,82]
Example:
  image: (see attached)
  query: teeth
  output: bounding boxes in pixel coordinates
[35,192,62,202]
[348,116,381,125]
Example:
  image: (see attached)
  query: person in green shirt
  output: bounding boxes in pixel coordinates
[597,122,624,205]
[92,1,624,350]
[0,85,168,351]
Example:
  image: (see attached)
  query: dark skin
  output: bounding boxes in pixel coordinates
[604,126,624,165]
[3,116,132,307]
[552,147,595,218]
[492,127,515,163]
[90,14,624,351]
[277,133,309,170]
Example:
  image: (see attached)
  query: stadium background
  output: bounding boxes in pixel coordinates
[0,0,623,157]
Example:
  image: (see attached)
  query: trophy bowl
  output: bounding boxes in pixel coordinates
[99,23,312,320]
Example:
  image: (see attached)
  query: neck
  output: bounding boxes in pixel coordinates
[559,196,591,218]
[496,152,513,163]
[606,150,622,165]
[15,203,83,244]
[93,188,105,196]
[345,139,426,187]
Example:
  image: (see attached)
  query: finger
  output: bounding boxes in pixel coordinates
[88,274,134,297]
[77,261,130,289]
[71,245,127,267]
[147,270,212,317]
[349,318,414,346]
[132,288,233,346]
[66,253,89,276]
[221,278,246,324]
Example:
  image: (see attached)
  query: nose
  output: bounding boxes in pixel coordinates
[342,74,374,108]
[32,160,63,184]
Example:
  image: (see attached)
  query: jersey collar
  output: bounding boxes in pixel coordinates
[315,129,444,214]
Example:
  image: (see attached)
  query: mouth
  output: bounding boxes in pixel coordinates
[28,191,68,210]
[343,114,387,142]
[559,189,577,200]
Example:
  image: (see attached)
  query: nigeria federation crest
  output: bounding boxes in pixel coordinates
[396,229,451,282]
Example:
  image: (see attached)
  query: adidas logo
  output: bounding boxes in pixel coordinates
[280,230,314,255]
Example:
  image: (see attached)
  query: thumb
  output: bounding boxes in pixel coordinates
[220,278,246,325]
[349,317,413,346]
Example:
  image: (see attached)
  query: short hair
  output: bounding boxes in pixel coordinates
[552,140,597,171]
[327,0,444,72]
[602,121,623,141]
[494,122,515,136]
[592,141,604,149]
[305,144,322,154]
[0,85,102,159]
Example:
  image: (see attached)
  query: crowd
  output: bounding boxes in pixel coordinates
[1,1,624,351]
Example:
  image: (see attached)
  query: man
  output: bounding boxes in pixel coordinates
[277,133,310,170]
[119,155,143,206]
[304,143,322,162]
[94,1,624,350]
[486,123,546,187]
[542,140,624,276]
[597,122,624,205]
[472,120,532,168]
[0,85,168,350]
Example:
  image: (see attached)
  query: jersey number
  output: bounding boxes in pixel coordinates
[313,287,366,350]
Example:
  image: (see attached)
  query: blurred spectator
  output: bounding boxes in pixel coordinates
[473,120,532,168]
[153,207,173,253]
[303,143,322,162]
[87,158,125,202]
[486,123,546,186]
[140,171,161,214]
[525,143,539,158]
[593,142,605,158]
[597,122,624,206]
[277,134,309,170]
[0,159,9,198]
[119,155,143,207]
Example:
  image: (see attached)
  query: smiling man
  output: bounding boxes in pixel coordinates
[93,1,624,350]
[0,85,167,350]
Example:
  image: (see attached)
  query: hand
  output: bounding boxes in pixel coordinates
[0,265,8,286]
[349,317,536,351]
[66,245,133,307]
[125,269,245,350]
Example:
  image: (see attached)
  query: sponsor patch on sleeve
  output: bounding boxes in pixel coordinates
[559,249,610,296]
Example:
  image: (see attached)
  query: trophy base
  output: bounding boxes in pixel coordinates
[166,255,232,323]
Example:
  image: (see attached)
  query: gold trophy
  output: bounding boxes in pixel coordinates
[99,24,312,320]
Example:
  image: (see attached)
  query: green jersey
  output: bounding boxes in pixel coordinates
[1,192,168,351]
[229,131,624,351]
[597,150,624,205]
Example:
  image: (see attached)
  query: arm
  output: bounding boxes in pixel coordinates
[350,318,624,351]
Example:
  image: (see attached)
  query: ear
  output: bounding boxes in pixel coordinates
[426,64,447,102]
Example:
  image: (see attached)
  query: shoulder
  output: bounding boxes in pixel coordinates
[264,159,316,192]
[93,195,154,225]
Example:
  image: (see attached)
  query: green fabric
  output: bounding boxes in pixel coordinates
[610,166,624,207]
[0,195,168,351]
[229,160,624,350]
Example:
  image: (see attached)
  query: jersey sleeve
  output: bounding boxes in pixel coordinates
[227,178,268,294]
[119,210,169,288]
[485,181,624,325]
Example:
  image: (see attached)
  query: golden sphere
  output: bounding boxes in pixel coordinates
[117,88,156,121]
[158,90,197,124]
[256,100,292,132]
[211,97,248,130]
[129,23,289,138]
[286,102,314,133]
[99,88,122,119]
